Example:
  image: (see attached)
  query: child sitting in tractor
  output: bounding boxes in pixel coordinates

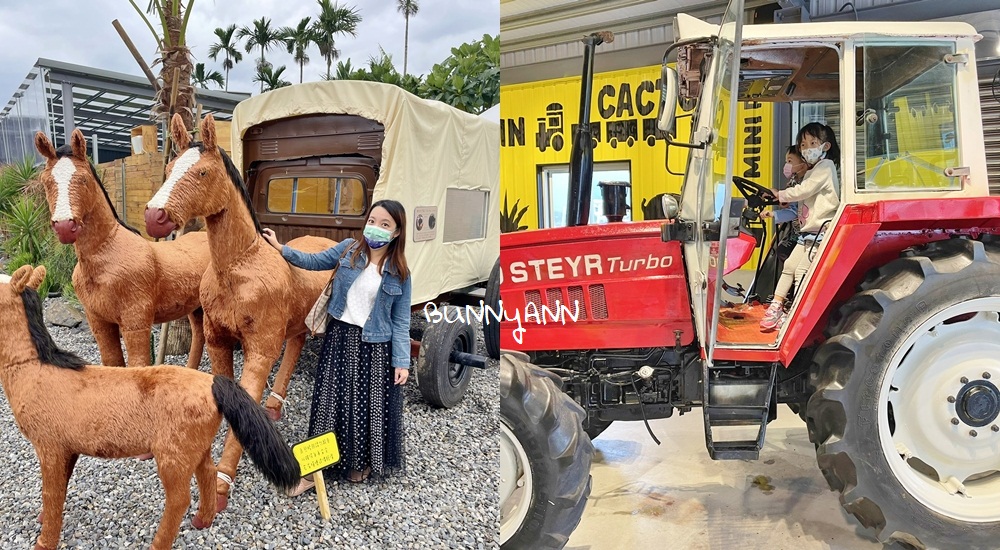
[760,123,841,331]
[762,146,809,256]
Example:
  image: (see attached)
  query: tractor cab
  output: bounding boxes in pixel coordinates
[657,1,986,363]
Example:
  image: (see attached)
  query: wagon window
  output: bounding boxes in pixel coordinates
[266,176,366,215]
[443,188,489,243]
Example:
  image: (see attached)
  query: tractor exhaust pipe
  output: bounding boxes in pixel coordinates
[566,31,614,228]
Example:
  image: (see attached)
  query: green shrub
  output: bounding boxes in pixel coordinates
[2,194,49,261]
[0,157,77,299]
[5,241,77,299]
[42,238,77,298]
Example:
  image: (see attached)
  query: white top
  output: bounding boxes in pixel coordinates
[777,158,840,234]
[338,263,382,328]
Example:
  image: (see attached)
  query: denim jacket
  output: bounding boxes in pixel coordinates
[282,238,412,368]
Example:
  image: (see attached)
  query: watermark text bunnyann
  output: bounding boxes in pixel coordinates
[422,300,581,344]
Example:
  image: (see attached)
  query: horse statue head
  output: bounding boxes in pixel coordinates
[0,264,84,371]
[0,264,46,310]
[35,129,136,244]
[145,113,261,239]
[0,265,43,366]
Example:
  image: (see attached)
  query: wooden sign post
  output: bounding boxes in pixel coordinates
[292,432,341,520]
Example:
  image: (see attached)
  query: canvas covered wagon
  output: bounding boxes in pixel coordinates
[229,80,499,407]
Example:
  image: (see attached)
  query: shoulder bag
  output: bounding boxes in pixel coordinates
[304,246,349,335]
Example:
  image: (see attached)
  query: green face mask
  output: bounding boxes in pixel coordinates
[363,225,394,249]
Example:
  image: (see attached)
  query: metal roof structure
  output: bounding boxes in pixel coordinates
[499,0,1000,86]
[0,58,249,164]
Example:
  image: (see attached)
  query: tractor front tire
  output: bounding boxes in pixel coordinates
[500,353,593,549]
[807,238,1000,549]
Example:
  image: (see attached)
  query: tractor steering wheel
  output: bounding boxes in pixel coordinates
[733,176,779,209]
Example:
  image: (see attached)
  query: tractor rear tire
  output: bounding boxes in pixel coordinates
[485,259,501,360]
[500,353,593,549]
[807,238,1000,549]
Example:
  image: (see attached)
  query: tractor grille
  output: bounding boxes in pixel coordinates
[546,288,563,308]
[568,285,587,320]
[525,290,542,312]
[519,285,606,321]
[590,285,608,319]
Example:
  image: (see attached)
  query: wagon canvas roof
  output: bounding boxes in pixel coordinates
[230,80,500,304]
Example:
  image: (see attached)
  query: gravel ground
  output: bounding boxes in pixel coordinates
[0,299,499,549]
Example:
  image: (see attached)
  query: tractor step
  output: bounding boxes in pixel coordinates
[703,364,777,460]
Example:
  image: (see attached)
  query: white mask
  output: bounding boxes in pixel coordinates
[802,145,826,165]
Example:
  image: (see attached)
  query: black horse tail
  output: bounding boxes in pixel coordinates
[211,376,300,491]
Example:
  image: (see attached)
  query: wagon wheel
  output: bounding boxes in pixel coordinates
[416,306,476,408]
[807,238,1000,549]
[485,259,501,360]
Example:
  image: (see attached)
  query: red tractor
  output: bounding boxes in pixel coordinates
[498,1,1000,548]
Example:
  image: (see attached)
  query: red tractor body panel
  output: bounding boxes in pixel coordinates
[502,199,1000,362]
[500,221,694,351]
[774,199,1000,363]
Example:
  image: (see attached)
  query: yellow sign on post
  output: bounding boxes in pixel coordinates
[292,432,341,520]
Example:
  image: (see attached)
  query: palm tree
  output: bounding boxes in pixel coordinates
[191,63,225,89]
[207,24,243,91]
[281,17,314,84]
[253,65,292,92]
[331,59,354,80]
[397,0,419,76]
[312,0,362,80]
[128,0,196,131]
[238,17,284,93]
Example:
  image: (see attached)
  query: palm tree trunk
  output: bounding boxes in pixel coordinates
[403,16,410,76]
[300,61,304,84]
[260,45,266,93]
[225,63,230,91]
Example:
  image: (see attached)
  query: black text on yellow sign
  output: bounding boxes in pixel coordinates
[292,432,341,477]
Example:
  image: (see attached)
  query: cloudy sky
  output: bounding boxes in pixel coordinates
[0,0,499,101]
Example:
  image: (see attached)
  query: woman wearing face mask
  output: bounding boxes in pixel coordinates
[760,123,840,331]
[262,199,411,492]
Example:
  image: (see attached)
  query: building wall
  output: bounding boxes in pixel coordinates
[97,120,233,240]
[500,65,775,230]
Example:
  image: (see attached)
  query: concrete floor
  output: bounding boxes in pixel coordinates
[566,408,884,550]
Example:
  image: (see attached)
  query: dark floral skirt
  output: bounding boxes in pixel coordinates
[308,318,405,481]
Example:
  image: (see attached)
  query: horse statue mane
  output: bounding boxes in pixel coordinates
[188,140,263,235]
[18,281,86,370]
[0,264,300,550]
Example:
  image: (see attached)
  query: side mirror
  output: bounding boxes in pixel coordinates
[656,65,679,134]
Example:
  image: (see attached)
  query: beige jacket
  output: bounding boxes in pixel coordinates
[777,158,839,233]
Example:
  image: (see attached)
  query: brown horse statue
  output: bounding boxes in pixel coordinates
[0,265,300,550]
[34,130,210,369]
[144,113,334,511]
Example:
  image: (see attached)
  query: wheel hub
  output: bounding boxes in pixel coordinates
[956,380,1000,428]
[881,305,1000,523]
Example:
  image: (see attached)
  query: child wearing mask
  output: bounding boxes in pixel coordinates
[760,123,841,331]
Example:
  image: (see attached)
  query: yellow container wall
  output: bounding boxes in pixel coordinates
[501,65,775,232]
